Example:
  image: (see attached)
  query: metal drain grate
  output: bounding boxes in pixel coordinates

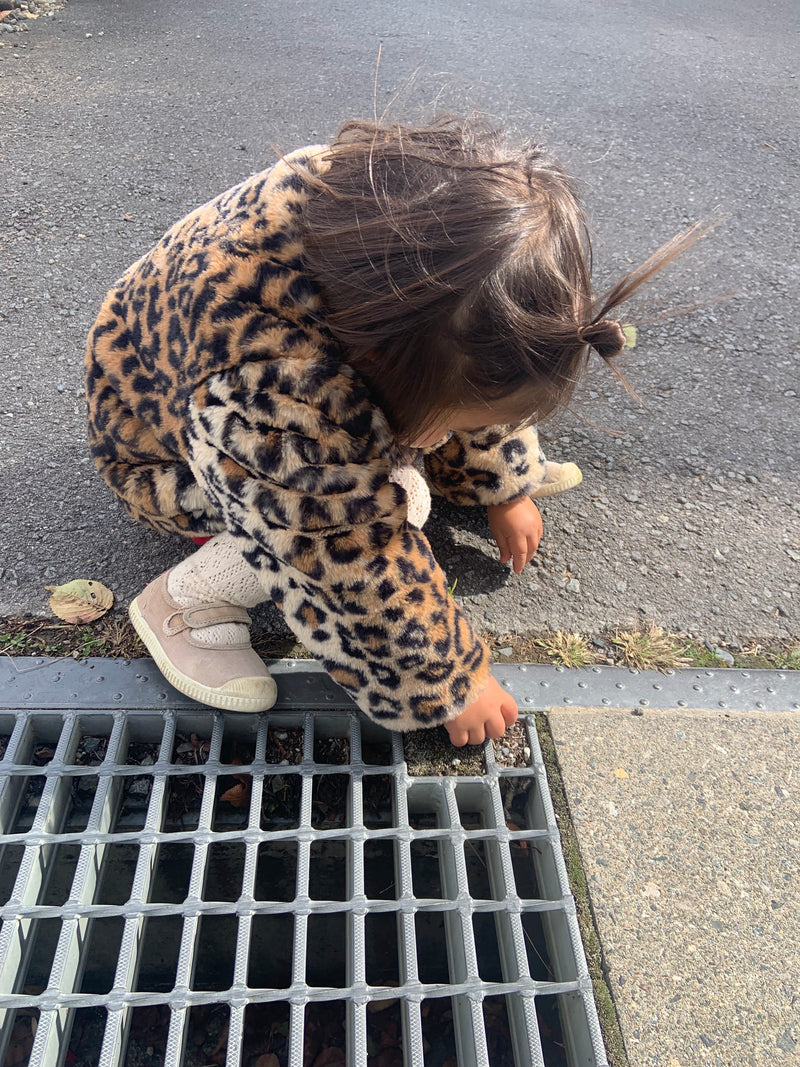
[0,660,606,1067]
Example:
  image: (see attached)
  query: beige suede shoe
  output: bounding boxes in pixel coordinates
[530,461,583,499]
[129,571,277,713]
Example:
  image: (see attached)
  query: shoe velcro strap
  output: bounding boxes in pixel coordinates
[180,604,252,629]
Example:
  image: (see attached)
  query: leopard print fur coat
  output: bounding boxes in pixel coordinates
[85,148,547,730]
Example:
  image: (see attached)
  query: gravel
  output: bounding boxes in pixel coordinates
[0,0,68,31]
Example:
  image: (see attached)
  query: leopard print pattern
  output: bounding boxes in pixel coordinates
[424,425,545,506]
[85,148,546,729]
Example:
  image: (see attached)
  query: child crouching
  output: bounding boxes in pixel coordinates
[85,116,698,745]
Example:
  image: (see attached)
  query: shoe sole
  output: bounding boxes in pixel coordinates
[530,465,583,499]
[129,596,277,714]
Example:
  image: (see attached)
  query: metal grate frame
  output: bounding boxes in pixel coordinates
[0,658,616,1067]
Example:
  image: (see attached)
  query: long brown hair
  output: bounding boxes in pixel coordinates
[302,116,709,441]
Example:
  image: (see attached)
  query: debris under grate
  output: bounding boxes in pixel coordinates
[0,661,610,1067]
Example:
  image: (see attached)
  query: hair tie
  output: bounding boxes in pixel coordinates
[577,319,637,359]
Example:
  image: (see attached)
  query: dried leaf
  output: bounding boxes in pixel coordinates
[219,782,250,808]
[46,579,113,623]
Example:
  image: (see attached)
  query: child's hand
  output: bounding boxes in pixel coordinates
[444,675,519,747]
[487,497,543,574]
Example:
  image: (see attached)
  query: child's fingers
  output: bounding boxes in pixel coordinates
[446,723,470,747]
[503,533,528,574]
[501,697,519,726]
[527,529,542,560]
[494,531,512,565]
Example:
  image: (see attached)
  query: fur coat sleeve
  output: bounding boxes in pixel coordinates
[185,356,492,730]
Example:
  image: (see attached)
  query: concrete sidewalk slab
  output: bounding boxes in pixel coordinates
[546,706,799,1067]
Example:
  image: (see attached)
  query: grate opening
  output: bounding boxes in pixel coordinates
[93,842,138,904]
[163,775,203,832]
[410,839,452,899]
[203,840,246,901]
[464,838,498,899]
[68,1006,106,1067]
[363,839,397,900]
[306,912,348,987]
[366,998,403,1060]
[211,771,250,831]
[364,912,401,986]
[254,840,298,901]
[0,661,611,1066]
[304,1000,347,1062]
[242,1000,292,1062]
[125,1003,171,1064]
[248,915,294,989]
[420,996,458,1064]
[17,916,60,991]
[193,914,237,991]
[313,732,350,765]
[79,916,124,993]
[522,910,575,983]
[473,912,505,982]
[0,843,24,904]
[35,843,79,906]
[406,795,443,831]
[509,838,543,899]
[185,1003,231,1066]
[265,726,303,764]
[454,781,489,829]
[483,994,515,1065]
[310,773,350,829]
[260,772,302,830]
[536,993,580,1066]
[135,915,183,992]
[309,838,349,900]
[150,841,193,903]
[10,776,47,833]
[361,739,394,766]
[361,773,394,828]
[69,727,112,766]
[3,1009,40,1067]
[414,912,451,985]
[114,772,152,831]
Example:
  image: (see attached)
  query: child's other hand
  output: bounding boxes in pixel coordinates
[487,497,543,574]
[444,675,518,747]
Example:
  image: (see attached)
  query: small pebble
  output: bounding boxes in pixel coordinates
[501,746,510,756]
[274,730,287,740]
[451,758,461,767]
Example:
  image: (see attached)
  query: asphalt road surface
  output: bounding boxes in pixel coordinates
[1,0,797,646]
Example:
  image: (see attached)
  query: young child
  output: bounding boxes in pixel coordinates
[85,116,697,746]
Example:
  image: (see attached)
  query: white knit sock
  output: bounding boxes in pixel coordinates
[389,464,431,528]
[167,533,266,648]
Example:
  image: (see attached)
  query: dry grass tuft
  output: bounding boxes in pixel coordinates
[536,631,595,668]
[610,624,689,672]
